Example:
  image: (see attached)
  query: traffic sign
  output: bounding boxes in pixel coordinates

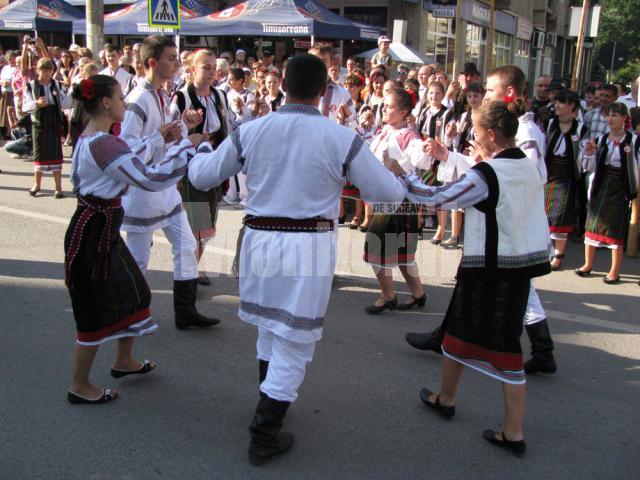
[148,0,180,29]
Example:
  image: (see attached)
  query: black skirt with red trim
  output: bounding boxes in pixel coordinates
[441,277,530,384]
[64,197,154,345]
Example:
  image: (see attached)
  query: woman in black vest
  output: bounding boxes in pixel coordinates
[544,89,589,270]
[22,58,71,198]
[576,102,639,284]
[171,49,232,286]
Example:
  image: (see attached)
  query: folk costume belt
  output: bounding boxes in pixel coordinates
[65,195,122,287]
[243,215,335,233]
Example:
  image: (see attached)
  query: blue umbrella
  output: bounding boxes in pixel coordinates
[72,0,211,35]
[180,0,382,41]
[0,0,83,32]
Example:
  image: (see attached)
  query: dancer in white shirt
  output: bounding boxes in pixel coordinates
[188,54,406,466]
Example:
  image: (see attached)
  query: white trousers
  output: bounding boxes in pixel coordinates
[256,326,316,403]
[124,211,198,281]
[223,173,248,204]
[524,281,546,326]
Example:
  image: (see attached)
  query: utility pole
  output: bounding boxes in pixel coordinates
[609,41,617,82]
[486,0,495,72]
[452,0,464,77]
[571,0,589,90]
[87,0,104,57]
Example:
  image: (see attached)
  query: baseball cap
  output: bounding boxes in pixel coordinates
[377,35,391,46]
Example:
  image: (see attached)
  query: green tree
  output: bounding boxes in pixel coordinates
[596,0,640,61]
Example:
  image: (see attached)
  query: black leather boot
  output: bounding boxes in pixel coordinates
[259,360,269,384]
[248,393,294,466]
[174,279,221,330]
[405,326,444,354]
[524,319,557,374]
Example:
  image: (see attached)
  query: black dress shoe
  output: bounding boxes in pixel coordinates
[550,254,565,271]
[405,328,444,353]
[396,293,427,311]
[364,296,398,314]
[574,268,591,277]
[482,430,526,457]
[419,388,455,418]
[603,276,620,284]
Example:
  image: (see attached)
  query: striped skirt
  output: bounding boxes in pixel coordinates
[64,199,156,346]
[585,167,629,246]
[544,177,575,234]
[180,177,221,245]
[342,181,360,199]
[363,202,419,268]
[442,277,530,384]
[0,91,14,129]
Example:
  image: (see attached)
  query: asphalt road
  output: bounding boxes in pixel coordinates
[1,150,639,480]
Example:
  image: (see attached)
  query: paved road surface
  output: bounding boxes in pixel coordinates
[1,151,639,479]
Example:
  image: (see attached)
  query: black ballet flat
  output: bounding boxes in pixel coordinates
[574,268,592,277]
[67,388,118,405]
[430,237,442,245]
[358,224,369,233]
[550,254,565,271]
[603,276,620,285]
[441,237,459,249]
[419,388,455,418]
[28,186,40,197]
[349,218,361,230]
[482,430,526,457]
[396,293,427,311]
[110,359,156,379]
[338,215,346,225]
[365,296,398,314]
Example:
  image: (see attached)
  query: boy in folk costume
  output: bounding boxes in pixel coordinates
[406,65,558,375]
[188,54,406,465]
[120,35,220,330]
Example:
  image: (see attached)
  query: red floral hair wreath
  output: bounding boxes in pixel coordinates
[503,92,517,103]
[80,78,95,101]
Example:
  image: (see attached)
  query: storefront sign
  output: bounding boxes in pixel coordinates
[460,0,516,35]
[423,0,456,18]
[516,17,533,40]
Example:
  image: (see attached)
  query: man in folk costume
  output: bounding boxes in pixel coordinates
[120,35,220,330]
[406,65,558,375]
[188,54,406,465]
[308,42,356,128]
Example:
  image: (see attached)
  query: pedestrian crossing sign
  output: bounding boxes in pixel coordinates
[148,0,181,29]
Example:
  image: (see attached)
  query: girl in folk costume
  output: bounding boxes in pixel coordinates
[544,89,589,270]
[171,49,234,286]
[360,70,387,128]
[65,75,206,404]
[401,100,551,456]
[22,58,73,198]
[438,82,485,249]
[416,80,455,244]
[363,87,429,314]
[576,102,639,284]
[69,63,99,153]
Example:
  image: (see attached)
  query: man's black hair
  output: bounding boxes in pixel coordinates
[283,54,327,100]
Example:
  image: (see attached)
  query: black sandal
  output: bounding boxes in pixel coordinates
[364,296,398,314]
[396,293,427,311]
[482,430,526,457]
[550,254,565,271]
[67,388,118,404]
[111,359,156,379]
[419,388,455,418]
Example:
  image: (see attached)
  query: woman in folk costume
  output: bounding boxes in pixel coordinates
[363,87,429,314]
[401,100,551,456]
[22,58,72,198]
[416,80,455,244]
[543,89,589,271]
[64,75,206,404]
[576,102,639,284]
[438,82,485,249]
[171,49,233,286]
